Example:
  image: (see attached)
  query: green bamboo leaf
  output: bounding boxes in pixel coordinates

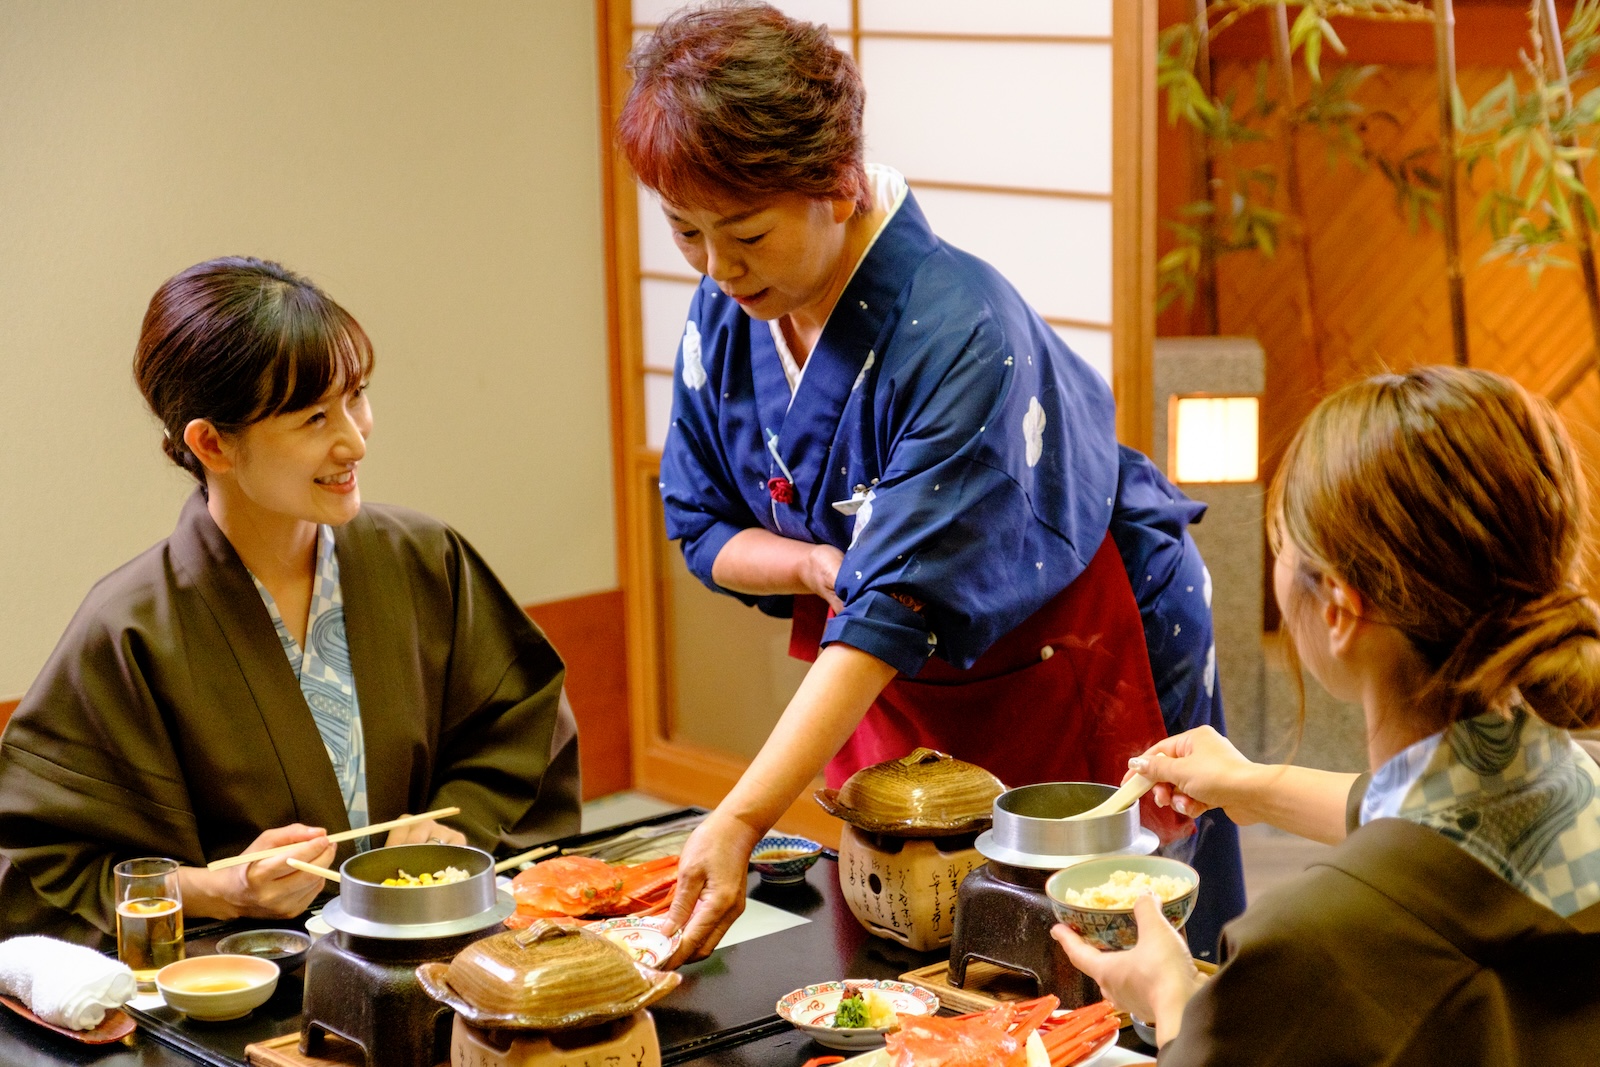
[1319,18,1346,57]
[1305,31,1323,83]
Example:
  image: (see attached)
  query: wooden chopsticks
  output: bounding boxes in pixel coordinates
[206,806,463,870]
[493,844,558,874]
[286,858,341,883]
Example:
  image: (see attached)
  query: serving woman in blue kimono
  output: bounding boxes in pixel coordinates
[621,1,1246,965]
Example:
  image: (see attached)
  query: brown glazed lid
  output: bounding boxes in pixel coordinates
[813,747,1006,837]
[415,920,680,1030]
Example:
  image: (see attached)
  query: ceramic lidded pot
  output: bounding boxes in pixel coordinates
[415,920,680,1031]
[815,747,1006,836]
[815,748,1005,951]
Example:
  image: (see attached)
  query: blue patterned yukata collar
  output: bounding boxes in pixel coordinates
[1361,706,1600,916]
[251,524,370,841]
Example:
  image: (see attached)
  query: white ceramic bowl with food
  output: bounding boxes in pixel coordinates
[1045,855,1199,951]
[777,979,938,1050]
[156,954,279,1021]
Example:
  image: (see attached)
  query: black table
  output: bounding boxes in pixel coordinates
[0,811,953,1067]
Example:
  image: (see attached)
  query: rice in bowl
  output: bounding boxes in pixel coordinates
[1056,869,1193,909]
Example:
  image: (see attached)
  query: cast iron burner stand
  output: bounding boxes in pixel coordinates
[301,926,495,1067]
[948,860,1099,1009]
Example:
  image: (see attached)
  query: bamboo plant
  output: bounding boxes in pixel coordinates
[1156,0,1600,382]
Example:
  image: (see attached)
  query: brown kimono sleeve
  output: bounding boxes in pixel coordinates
[0,603,206,943]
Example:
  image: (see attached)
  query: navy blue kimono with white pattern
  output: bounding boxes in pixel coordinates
[658,185,1246,957]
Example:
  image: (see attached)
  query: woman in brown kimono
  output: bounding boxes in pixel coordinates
[1054,366,1600,1064]
[0,257,580,945]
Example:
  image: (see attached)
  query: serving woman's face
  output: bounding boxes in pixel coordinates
[211,384,372,528]
[662,191,856,324]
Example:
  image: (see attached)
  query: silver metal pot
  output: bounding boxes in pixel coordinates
[975,782,1158,869]
[320,843,514,940]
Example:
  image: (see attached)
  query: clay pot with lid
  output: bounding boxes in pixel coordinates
[816,749,1005,952]
[814,747,1006,836]
[415,920,680,1031]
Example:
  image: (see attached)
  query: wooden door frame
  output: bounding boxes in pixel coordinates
[597,0,1156,841]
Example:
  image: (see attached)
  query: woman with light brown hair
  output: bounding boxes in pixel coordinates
[1055,366,1600,1063]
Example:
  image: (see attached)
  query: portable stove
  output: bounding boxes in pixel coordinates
[949,783,1157,1008]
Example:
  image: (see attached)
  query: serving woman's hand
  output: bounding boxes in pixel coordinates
[662,810,764,967]
[383,817,467,848]
[179,823,335,921]
[1052,895,1206,1049]
[801,544,845,612]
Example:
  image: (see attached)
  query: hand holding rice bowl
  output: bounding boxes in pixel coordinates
[1045,855,1199,951]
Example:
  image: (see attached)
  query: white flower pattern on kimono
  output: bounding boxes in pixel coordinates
[1203,642,1216,699]
[849,489,876,548]
[681,319,707,391]
[1023,396,1046,468]
[852,350,876,392]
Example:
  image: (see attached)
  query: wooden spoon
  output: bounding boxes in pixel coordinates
[1060,774,1154,821]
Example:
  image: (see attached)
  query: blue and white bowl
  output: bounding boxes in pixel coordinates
[750,835,824,885]
[1045,855,1199,951]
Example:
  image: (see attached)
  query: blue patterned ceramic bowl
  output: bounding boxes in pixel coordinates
[1045,855,1199,951]
[750,835,824,885]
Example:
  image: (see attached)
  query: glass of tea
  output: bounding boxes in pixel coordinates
[114,857,184,989]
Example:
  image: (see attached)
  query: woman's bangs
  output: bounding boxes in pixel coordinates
[258,304,374,419]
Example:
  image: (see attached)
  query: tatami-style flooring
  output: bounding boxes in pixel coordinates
[580,792,1336,905]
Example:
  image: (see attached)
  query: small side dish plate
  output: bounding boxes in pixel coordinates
[750,835,823,885]
[586,916,681,967]
[777,979,939,1051]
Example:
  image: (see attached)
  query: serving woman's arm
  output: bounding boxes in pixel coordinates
[712,528,846,612]
[665,642,898,965]
[1132,726,1358,845]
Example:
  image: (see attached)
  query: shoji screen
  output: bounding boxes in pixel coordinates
[603,0,1137,833]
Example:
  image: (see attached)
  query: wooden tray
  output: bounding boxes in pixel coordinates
[0,994,136,1045]
[244,1030,447,1067]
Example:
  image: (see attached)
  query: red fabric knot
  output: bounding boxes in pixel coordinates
[767,477,797,504]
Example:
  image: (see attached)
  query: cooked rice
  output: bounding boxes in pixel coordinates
[1058,869,1192,909]
[382,866,470,887]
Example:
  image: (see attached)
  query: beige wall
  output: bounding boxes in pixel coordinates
[0,1,615,698]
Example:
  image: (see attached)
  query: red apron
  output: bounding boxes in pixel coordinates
[791,534,1192,844]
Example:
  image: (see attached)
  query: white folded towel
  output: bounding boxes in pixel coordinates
[0,936,136,1030]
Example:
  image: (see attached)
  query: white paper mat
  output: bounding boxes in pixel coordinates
[715,896,810,950]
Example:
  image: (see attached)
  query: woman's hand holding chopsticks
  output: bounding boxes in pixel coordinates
[178,823,335,921]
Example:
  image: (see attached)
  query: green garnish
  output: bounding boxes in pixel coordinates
[833,991,869,1029]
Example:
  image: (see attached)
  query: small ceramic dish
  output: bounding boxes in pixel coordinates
[750,835,823,885]
[215,929,311,972]
[155,955,279,1022]
[303,913,332,941]
[776,979,938,1051]
[587,916,681,967]
[1045,855,1199,951]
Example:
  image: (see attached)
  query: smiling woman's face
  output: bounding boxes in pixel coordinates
[662,192,855,324]
[223,384,373,529]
